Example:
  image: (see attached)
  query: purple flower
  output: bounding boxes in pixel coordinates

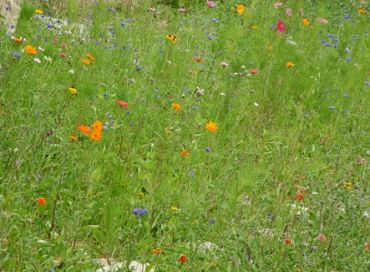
[132,208,147,216]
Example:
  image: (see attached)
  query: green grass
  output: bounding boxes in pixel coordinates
[0,1,369,271]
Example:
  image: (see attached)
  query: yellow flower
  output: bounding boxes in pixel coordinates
[250,24,258,30]
[344,182,353,191]
[68,87,77,95]
[358,8,366,15]
[172,102,181,112]
[139,192,145,198]
[170,206,180,212]
[70,135,78,141]
[286,61,295,68]
[236,4,246,15]
[166,34,177,43]
[205,121,218,133]
[35,9,44,15]
[302,18,310,26]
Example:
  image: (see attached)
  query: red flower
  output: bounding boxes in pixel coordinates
[295,192,304,201]
[284,239,293,245]
[178,255,187,264]
[249,68,258,75]
[276,20,286,32]
[117,100,129,108]
[36,197,46,205]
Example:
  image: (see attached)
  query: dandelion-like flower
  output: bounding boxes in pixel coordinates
[236,4,246,15]
[172,102,181,112]
[24,45,37,55]
[205,121,218,133]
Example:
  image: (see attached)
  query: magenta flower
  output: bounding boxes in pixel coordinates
[276,20,286,32]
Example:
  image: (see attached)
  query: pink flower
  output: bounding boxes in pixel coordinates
[178,7,186,13]
[273,2,283,8]
[117,100,129,108]
[316,18,328,24]
[61,42,67,49]
[316,233,327,242]
[299,8,305,17]
[276,20,286,32]
[286,8,293,17]
[207,0,216,8]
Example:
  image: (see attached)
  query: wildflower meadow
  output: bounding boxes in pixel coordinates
[0,0,369,271]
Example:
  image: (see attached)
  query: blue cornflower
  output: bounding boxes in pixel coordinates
[12,51,21,59]
[211,18,219,23]
[132,208,148,216]
[209,218,216,224]
[345,57,352,62]
[205,147,212,153]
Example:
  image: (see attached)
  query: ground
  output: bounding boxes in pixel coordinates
[0,1,369,271]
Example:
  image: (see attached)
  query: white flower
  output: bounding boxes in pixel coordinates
[33,58,41,64]
[69,69,75,74]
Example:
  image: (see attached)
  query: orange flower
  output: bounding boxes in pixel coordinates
[205,121,218,133]
[90,131,102,141]
[295,192,304,201]
[236,4,246,15]
[358,8,366,15]
[36,197,46,205]
[70,135,78,141]
[82,58,91,65]
[302,18,310,26]
[152,248,163,254]
[91,121,103,133]
[180,150,190,157]
[24,45,37,55]
[286,61,295,68]
[172,102,181,112]
[78,124,92,135]
[193,56,204,63]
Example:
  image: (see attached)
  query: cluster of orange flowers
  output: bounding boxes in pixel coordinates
[77,121,103,141]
